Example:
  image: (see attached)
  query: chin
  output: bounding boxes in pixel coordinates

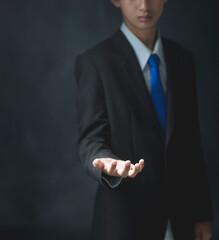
[137,23,156,30]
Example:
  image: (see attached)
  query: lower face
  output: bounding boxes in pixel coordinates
[119,0,166,33]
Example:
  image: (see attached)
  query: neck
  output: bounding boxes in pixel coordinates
[124,22,157,50]
[136,28,157,50]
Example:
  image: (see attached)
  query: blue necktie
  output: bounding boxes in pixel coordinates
[148,54,167,132]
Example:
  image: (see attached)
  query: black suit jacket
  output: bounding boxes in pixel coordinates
[75,30,213,240]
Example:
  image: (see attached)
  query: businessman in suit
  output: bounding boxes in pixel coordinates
[74,0,213,239]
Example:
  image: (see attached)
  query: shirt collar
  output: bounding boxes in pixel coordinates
[120,22,166,70]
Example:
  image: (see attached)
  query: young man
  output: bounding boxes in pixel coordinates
[75,0,213,239]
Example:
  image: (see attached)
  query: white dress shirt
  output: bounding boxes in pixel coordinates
[120,22,167,95]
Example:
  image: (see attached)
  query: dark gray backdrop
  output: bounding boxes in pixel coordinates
[0,0,218,239]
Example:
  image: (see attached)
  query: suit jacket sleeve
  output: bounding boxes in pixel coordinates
[74,53,122,188]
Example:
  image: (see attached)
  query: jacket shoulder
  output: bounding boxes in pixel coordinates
[162,37,194,59]
[74,34,118,84]
[75,35,115,64]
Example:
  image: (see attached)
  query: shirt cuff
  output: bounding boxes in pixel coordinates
[101,171,122,189]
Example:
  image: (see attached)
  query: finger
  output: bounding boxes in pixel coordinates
[93,159,100,168]
[194,231,201,240]
[129,164,139,178]
[202,231,212,240]
[128,163,140,178]
[130,163,134,170]
[108,160,117,175]
[120,160,131,178]
[93,159,104,170]
[138,159,144,172]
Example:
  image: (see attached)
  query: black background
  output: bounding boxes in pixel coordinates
[0,0,218,239]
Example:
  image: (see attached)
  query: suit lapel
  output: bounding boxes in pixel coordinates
[111,31,180,147]
[112,30,165,138]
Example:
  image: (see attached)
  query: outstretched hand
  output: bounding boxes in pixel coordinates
[93,158,144,178]
[194,221,212,240]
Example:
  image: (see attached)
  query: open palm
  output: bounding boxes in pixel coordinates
[93,158,144,178]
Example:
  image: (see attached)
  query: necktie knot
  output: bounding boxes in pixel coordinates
[148,54,160,68]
